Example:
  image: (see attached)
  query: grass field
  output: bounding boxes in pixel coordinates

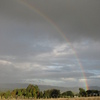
[0,97,100,100]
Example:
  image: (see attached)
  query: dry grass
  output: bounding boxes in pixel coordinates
[0,97,100,100]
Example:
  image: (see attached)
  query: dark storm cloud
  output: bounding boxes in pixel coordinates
[1,0,100,42]
[26,0,100,41]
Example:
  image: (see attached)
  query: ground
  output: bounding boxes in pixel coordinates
[1,97,100,100]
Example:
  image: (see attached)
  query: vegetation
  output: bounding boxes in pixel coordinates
[62,91,74,97]
[0,84,100,99]
[79,88,87,97]
[79,88,100,97]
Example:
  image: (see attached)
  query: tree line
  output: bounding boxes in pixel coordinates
[79,88,100,97]
[0,84,100,99]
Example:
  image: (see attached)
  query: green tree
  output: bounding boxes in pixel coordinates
[4,91,11,99]
[66,91,74,97]
[26,84,40,98]
[50,89,60,98]
[86,90,99,96]
[43,90,50,98]
[62,91,74,97]
[79,88,87,97]
[22,89,26,98]
[62,92,67,97]
[39,91,43,98]
[26,92,32,98]
[17,89,22,96]
[11,89,17,98]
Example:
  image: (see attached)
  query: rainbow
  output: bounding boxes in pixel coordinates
[15,0,89,90]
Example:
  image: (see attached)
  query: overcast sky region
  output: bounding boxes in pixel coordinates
[0,0,100,88]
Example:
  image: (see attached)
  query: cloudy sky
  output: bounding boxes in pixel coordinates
[0,0,100,88]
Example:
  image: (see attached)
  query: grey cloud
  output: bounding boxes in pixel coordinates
[0,63,22,83]
[17,0,100,41]
[0,0,100,87]
[1,0,100,42]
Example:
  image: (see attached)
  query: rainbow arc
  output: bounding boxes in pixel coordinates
[15,0,89,90]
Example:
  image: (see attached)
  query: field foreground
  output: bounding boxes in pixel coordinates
[1,97,100,100]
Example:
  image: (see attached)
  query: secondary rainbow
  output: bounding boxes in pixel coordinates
[15,0,89,90]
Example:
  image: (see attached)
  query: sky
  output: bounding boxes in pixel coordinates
[0,0,100,88]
